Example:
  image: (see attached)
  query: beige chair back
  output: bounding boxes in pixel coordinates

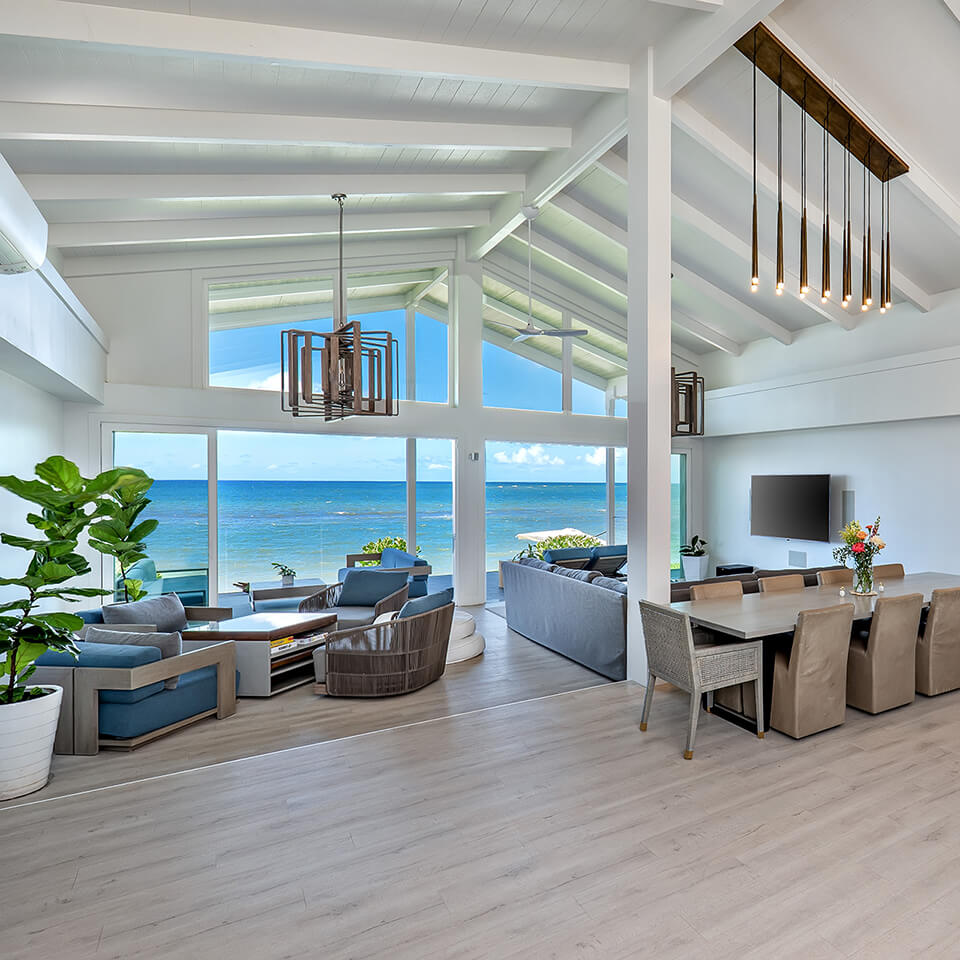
[818,568,854,587]
[759,574,806,593]
[848,593,922,713]
[638,601,695,691]
[917,587,960,696]
[771,604,854,739]
[689,580,743,601]
[873,563,905,580]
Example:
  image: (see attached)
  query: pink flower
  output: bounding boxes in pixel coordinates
[852,542,865,554]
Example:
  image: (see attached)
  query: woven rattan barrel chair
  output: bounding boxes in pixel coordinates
[638,601,764,759]
[688,580,747,714]
[917,587,960,696]
[312,601,455,697]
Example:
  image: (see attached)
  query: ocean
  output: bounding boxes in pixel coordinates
[140,480,681,592]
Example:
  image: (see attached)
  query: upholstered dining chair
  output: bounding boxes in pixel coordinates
[759,574,806,593]
[818,569,854,587]
[638,601,763,759]
[770,603,855,739]
[688,580,748,713]
[689,580,743,601]
[917,587,960,696]
[847,593,924,714]
[873,563,906,580]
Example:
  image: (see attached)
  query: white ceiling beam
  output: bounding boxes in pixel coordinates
[551,193,628,246]
[0,101,568,151]
[209,270,439,304]
[671,343,703,367]
[651,0,724,11]
[672,194,859,331]
[467,93,627,260]
[670,261,793,345]
[653,0,781,98]
[523,232,627,299]
[945,1,960,24]
[672,98,932,312]
[765,15,960,256]
[22,173,525,201]
[49,210,489,248]
[595,151,628,185]
[673,311,744,355]
[405,267,448,307]
[0,0,628,92]
[210,295,403,330]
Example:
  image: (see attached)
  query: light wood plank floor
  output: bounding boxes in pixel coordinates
[4,678,960,959]
[5,605,608,804]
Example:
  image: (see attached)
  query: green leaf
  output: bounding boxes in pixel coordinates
[37,562,78,583]
[0,599,31,614]
[0,575,42,589]
[27,611,84,631]
[129,518,158,541]
[34,455,83,493]
[35,587,110,599]
[0,476,64,508]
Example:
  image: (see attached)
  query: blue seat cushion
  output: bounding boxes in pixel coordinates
[99,665,223,740]
[254,597,305,614]
[36,641,165,704]
[338,569,409,607]
[77,608,106,624]
[397,587,454,620]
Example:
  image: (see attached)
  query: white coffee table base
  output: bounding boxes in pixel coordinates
[447,611,485,664]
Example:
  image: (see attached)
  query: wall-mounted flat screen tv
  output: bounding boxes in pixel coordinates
[750,474,831,542]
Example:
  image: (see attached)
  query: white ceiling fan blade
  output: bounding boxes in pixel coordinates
[513,332,536,342]
[543,328,590,337]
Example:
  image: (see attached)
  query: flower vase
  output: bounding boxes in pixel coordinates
[852,563,875,596]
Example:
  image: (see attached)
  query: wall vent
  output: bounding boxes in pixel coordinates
[789,550,807,568]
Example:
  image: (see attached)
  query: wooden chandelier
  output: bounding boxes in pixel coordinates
[280,194,400,420]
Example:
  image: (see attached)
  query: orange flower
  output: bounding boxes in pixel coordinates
[857,530,869,541]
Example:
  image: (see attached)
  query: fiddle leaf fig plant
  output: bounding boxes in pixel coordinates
[0,457,151,705]
[88,475,158,603]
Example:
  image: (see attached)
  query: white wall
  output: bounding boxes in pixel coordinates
[0,368,65,603]
[703,416,960,577]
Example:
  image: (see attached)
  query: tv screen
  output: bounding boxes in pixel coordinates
[751,474,830,542]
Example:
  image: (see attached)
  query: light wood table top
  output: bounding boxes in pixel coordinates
[182,612,337,642]
[671,571,960,640]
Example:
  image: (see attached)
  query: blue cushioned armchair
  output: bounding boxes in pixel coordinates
[342,546,432,598]
[33,638,237,755]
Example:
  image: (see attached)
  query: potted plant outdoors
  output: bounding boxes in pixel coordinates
[0,456,149,801]
[680,535,710,581]
[272,562,297,587]
[356,536,421,567]
[87,473,158,604]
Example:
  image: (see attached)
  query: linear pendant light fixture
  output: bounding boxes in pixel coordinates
[736,23,907,313]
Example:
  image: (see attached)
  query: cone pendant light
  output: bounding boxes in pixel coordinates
[799,79,808,297]
[750,28,759,291]
[821,103,831,301]
[775,55,784,295]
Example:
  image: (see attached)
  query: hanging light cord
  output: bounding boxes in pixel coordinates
[333,192,346,329]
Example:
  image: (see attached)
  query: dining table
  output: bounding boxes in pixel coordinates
[670,571,960,731]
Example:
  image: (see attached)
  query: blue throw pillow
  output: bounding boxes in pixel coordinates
[339,569,409,607]
[397,588,454,620]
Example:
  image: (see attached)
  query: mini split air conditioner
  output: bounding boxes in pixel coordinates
[0,153,47,274]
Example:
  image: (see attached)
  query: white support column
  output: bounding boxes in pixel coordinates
[206,428,219,605]
[451,236,487,605]
[406,437,417,556]
[405,305,416,401]
[561,310,573,413]
[605,388,617,544]
[626,49,673,682]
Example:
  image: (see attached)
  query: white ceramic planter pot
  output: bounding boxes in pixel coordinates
[0,685,63,801]
[682,555,711,581]
[281,575,295,587]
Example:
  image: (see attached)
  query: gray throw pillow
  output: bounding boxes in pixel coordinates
[102,593,189,633]
[85,625,183,690]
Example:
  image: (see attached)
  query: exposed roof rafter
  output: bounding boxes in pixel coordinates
[673,311,744,355]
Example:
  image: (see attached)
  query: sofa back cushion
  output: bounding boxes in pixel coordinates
[126,557,158,582]
[553,567,601,583]
[397,587,454,620]
[593,576,628,595]
[86,625,183,689]
[102,593,188,633]
[339,569,409,607]
[381,546,426,569]
[516,557,556,572]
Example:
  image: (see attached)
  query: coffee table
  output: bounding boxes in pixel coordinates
[182,612,337,697]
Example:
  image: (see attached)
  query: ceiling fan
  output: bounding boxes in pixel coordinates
[503,205,589,343]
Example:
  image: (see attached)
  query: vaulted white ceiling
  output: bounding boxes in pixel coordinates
[0,0,958,371]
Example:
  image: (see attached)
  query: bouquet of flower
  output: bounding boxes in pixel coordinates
[833,516,886,594]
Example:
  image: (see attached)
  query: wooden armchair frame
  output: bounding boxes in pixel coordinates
[345,552,433,578]
[70,641,237,755]
[246,587,326,612]
[298,582,409,618]
[184,605,234,621]
[313,602,454,697]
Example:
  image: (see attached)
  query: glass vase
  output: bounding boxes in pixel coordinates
[853,562,874,595]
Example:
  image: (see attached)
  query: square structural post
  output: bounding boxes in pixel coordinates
[626,48,673,682]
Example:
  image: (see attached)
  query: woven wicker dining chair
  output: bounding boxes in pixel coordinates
[638,601,764,759]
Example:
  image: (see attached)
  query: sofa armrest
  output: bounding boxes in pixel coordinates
[72,641,237,756]
[298,583,342,612]
[345,553,381,567]
[374,584,409,618]
[185,606,233,622]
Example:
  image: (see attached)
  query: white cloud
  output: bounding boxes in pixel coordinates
[248,372,283,392]
[266,464,278,471]
[427,463,450,471]
[585,447,606,466]
[493,444,564,467]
